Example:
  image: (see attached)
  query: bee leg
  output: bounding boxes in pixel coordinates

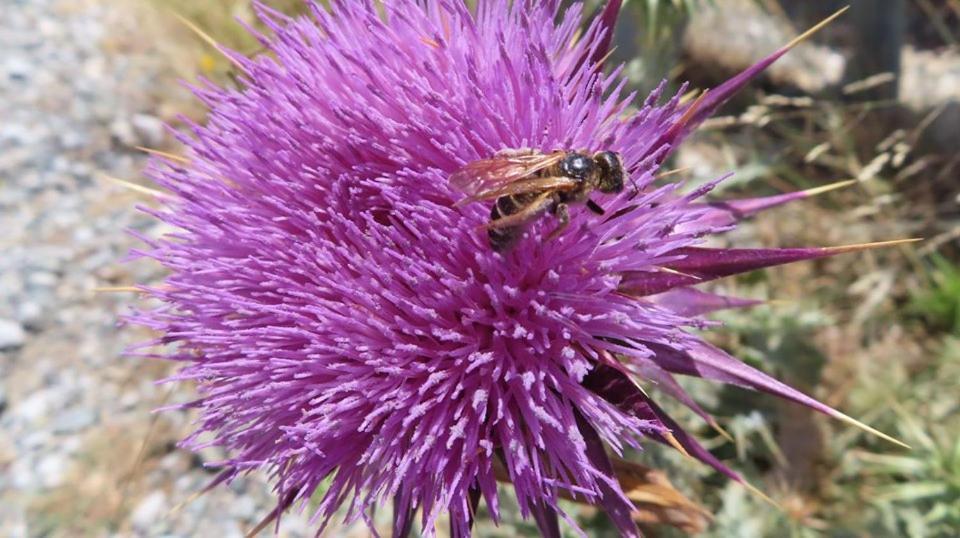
[585,199,605,215]
[545,203,570,242]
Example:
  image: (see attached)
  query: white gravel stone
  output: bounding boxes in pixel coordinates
[52,408,96,433]
[131,113,167,147]
[0,319,25,350]
[131,491,168,530]
[37,453,68,489]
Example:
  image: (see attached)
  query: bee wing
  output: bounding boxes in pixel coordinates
[449,151,565,200]
[459,176,579,206]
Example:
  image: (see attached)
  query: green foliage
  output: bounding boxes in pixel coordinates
[910,254,960,334]
[633,0,705,44]
[839,338,960,537]
[612,0,707,94]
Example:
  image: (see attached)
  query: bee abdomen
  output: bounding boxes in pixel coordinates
[488,226,520,252]
[488,195,523,252]
[494,194,524,217]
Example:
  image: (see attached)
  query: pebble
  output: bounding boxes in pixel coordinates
[16,301,42,328]
[231,495,258,520]
[37,453,68,489]
[131,491,168,531]
[109,117,137,147]
[0,319,25,350]
[3,56,32,82]
[131,113,167,147]
[52,408,96,434]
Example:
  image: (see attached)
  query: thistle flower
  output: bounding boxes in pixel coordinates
[131,1,906,536]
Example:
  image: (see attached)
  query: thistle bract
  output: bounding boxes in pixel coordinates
[131,1,889,535]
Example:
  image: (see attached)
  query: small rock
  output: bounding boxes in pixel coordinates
[20,430,53,450]
[231,495,257,520]
[131,491,167,531]
[194,445,230,470]
[16,301,42,328]
[37,453,68,489]
[130,114,166,147]
[4,55,31,82]
[109,118,136,147]
[15,389,53,422]
[52,408,96,434]
[0,319,26,349]
[58,129,85,151]
[26,271,58,289]
[8,457,37,490]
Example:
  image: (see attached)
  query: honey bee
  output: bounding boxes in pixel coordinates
[451,149,627,252]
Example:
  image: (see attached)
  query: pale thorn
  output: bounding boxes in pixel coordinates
[655,266,702,280]
[821,238,923,255]
[678,88,703,106]
[135,146,189,164]
[592,46,617,71]
[782,6,850,53]
[655,166,691,180]
[171,12,244,69]
[98,173,170,199]
[168,489,207,518]
[675,90,709,127]
[831,409,911,449]
[662,431,692,459]
[740,480,783,510]
[800,179,858,197]
[707,418,735,444]
[93,286,142,294]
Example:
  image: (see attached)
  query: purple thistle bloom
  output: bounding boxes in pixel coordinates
[130,2,904,536]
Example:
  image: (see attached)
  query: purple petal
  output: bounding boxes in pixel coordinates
[448,488,481,538]
[583,363,741,481]
[591,0,623,68]
[691,179,859,230]
[245,487,300,538]
[529,501,562,538]
[576,413,640,538]
[641,339,908,447]
[620,241,915,296]
[650,287,762,317]
[633,358,720,428]
[393,494,414,538]
[639,395,743,482]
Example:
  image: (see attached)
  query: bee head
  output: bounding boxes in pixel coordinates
[560,153,595,181]
[594,151,625,194]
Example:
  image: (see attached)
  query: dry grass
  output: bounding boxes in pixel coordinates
[27,411,182,536]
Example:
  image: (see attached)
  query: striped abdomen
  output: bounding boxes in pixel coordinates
[488,192,542,252]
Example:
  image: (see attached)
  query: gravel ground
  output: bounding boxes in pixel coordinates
[0,0,323,536]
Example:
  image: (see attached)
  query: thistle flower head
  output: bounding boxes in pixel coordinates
[132,2,893,535]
